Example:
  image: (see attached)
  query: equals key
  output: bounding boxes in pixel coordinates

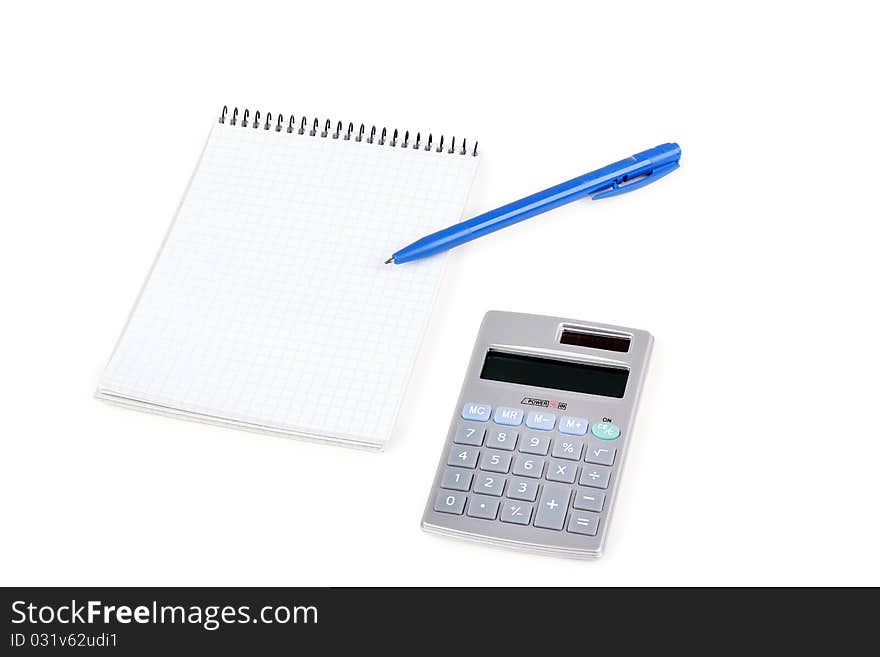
[567,512,600,536]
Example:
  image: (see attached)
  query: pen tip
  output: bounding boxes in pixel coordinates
[384,257,394,265]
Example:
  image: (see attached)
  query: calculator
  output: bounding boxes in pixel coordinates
[421,311,652,559]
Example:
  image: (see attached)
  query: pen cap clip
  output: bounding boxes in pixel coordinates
[590,161,679,200]
[590,143,680,201]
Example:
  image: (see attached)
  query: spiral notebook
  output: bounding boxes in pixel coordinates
[97,106,479,450]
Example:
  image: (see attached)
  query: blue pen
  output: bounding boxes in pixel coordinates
[385,143,681,264]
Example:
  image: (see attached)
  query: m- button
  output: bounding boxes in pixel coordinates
[526,411,556,431]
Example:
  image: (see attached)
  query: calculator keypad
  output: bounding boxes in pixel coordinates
[433,402,624,544]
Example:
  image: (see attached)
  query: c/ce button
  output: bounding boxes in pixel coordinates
[591,421,621,440]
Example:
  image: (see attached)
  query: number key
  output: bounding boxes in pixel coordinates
[441,467,473,492]
[519,434,550,456]
[480,449,512,473]
[447,446,479,469]
[486,427,518,450]
[507,477,539,502]
[454,423,484,446]
[434,491,466,515]
[512,455,545,478]
[474,472,506,496]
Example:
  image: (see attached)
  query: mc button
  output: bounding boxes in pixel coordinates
[461,402,491,422]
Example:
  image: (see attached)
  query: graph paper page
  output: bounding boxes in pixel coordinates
[98,122,479,446]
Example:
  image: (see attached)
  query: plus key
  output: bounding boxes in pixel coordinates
[533,483,571,530]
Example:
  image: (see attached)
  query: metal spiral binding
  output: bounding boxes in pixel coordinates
[218,105,478,156]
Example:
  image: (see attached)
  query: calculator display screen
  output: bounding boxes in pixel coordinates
[480,350,628,398]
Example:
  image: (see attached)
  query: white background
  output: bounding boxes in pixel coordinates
[1,1,878,586]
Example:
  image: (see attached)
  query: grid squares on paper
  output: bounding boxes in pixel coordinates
[99,123,479,445]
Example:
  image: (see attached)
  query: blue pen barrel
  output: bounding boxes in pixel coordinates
[391,143,680,264]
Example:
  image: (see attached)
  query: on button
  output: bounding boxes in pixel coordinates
[591,421,621,440]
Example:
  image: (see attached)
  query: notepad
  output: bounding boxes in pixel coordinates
[97,108,479,449]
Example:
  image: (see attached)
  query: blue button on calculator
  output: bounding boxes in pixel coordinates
[559,416,589,435]
[461,403,491,422]
[526,411,556,431]
[493,407,523,426]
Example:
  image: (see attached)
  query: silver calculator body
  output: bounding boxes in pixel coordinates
[421,311,652,559]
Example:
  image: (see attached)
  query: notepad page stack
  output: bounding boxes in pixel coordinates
[97,109,479,449]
